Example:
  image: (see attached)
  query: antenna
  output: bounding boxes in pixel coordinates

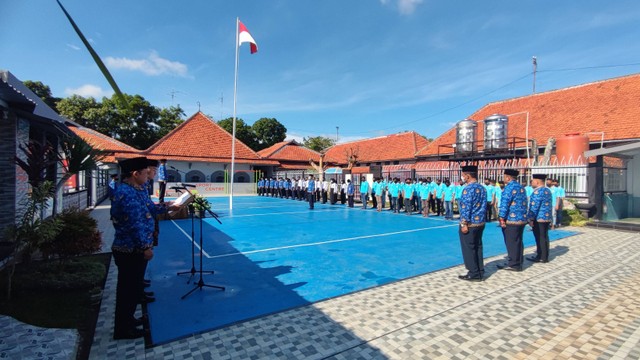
[197,101,201,112]
[336,126,339,142]
[219,92,224,120]
[532,56,537,94]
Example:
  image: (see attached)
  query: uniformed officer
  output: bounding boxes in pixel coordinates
[307,175,316,209]
[458,165,487,282]
[527,174,553,263]
[496,169,528,271]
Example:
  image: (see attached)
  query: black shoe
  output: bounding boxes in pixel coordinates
[144,291,154,297]
[113,328,145,340]
[133,316,147,326]
[138,295,155,304]
[458,274,483,282]
[497,264,521,271]
[526,256,541,262]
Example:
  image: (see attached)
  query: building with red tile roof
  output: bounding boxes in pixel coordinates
[143,112,277,185]
[325,131,429,166]
[67,123,141,164]
[257,140,320,171]
[416,73,640,161]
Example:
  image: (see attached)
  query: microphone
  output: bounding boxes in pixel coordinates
[181,183,196,188]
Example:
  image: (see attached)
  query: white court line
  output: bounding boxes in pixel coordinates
[209,223,458,259]
[171,219,212,258]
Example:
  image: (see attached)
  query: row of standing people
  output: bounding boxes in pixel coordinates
[457,166,554,282]
[258,177,357,206]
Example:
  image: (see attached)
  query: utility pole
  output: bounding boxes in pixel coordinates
[336,126,339,142]
[532,56,537,94]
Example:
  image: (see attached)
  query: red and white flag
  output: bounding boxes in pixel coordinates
[238,20,258,54]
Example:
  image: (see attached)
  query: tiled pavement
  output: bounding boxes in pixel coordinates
[4,199,639,359]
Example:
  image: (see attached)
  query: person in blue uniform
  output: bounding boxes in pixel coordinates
[157,159,167,203]
[108,174,119,201]
[307,175,316,209]
[360,177,369,209]
[527,174,553,263]
[496,169,528,271]
[110,157,156,339]
[457,165,487,282]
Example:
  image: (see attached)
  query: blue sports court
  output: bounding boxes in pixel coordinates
[145,195,576,345]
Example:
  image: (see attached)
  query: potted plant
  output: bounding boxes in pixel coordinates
[191,194,211,218]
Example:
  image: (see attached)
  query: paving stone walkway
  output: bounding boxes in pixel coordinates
[86,198,640,359]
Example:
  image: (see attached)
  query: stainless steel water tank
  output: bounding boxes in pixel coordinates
[483,114,508,151]
[456,119,477,153]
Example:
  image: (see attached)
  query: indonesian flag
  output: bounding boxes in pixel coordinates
[238,20,258,54]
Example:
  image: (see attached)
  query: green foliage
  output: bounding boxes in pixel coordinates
[56,95,101,125]
[23,80,62,110]
[252,117,287,150]
[12,259,106,291]
[191,194,212,212]
[217,117,258,150]
[14,140,57,188]
[41,208,102,261]
[303,136,336,152]
[564,208,587,226]
[157,106,186,138]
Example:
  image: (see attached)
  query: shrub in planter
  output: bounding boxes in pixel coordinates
[41,207,102,262]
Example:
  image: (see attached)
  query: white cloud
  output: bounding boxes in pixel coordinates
[105,50,188,77]
[64,84,113,98]
[397,0,424,15]
[66,43,81,51]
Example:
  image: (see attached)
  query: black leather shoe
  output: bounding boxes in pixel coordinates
[458,275,483,282]
[113,328,145,340]
[138,295,155,304]
[144,291,155,297]
[526,256,540,262]
[497,264,522,271]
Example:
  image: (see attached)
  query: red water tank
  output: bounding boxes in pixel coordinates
[556,133,589,164]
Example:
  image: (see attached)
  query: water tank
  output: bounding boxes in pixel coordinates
[556,133,589,164]
[483,114,509,152]
[455,119,477,153]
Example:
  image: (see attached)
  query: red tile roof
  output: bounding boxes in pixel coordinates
[324,131,429,165]
[417,73,640,157]
[68,124,141,163]
[257,140,321,162]
[145,112,277,165]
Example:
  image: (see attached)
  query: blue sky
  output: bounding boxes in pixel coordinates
[2,0,640,144]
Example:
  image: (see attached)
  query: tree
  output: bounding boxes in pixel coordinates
[217,117,258,150]
[24,80,62,110]
[56,95,101,127]
[252,118,287,151]
[303,136,336,152]
[157,106,185,139]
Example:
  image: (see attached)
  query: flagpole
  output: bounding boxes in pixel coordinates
[230,17,240,211]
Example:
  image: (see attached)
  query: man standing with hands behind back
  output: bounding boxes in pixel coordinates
[497,169,528,272]
[457,165,487,282]
[528,174,553,263]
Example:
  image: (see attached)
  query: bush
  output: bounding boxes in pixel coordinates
[564,208,587,226]
[12,259,106,291]
[41,207,102,261]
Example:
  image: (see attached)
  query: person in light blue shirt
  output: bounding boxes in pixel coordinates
[380,177,387,210]
[443,180,455,220]
[553,178,566,227]
[372,178,383,212]
[307,175,316,209]
[493,180,504,224]
[433,179,445,216]
[547,178,558,229]
[360,177,369,209]
[483,178,495,222]
[454,181,464,218]
[419,179,431,217]
[402,178,416,215]
[388,178,400,213]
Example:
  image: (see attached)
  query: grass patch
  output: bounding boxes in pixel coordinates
[564,208,588,226]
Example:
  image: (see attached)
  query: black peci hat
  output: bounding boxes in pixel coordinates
[461,165,478,173]
[504,169,519,177]
[532,174,547,180]
[119,157,148,174]
[146,159,159,167]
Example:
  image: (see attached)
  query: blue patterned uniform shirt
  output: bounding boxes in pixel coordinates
[157,164,167,181]
[307,179,315,192]
[499,180,528,224]
[459,182,487,226]
[111,183,155,253]
[528,186,553,222]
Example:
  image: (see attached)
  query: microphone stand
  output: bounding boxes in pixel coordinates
[176,201,212,283]
[181,199,225,299]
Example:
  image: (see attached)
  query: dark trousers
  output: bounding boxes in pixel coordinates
[330,190,336,204]
[322,190,328,204]
[371,193,377,209]
[435,198,443,216]
[308,193,315,209]
[158,181,166,202]
[340,190,346,204]
[391,197,398,212]
[348,195,354,207]
[486,202,493,221]
[459,225,485,279]
[429,194,436,213]
[113,251,146,335]
[361,193,368,208]
[404,197,412,214]
[316,190,321,202]
[533,221,550,261]
[398,195,404,210]
[502,224,525,269]
[556,203,563,226]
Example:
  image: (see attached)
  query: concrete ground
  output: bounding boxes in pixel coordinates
[5,199,637,359]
